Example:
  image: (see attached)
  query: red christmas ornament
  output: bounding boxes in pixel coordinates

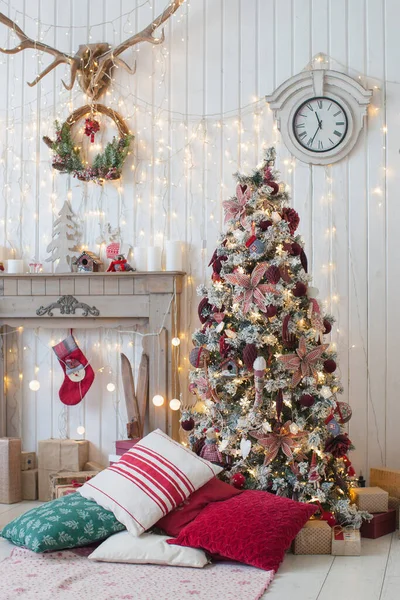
[293,281,307,297]
[263,167,279,195]
[181,417,195,431]
[259,219,272,231]
[84,117,100,143]
[243,343,258,369]
[299,394,315,407]
[323,319,332,334]
[324,359,337,374]
[265,305,277,318]
[291,242,302,256]
[266,265,281,284]
[198,298,212,324]
[347,465,356,477]
[324,433,352,458]
[281,207,300,234]
[231,472,246,489]
[334,401,352,424]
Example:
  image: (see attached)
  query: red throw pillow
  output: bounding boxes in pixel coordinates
[168,490,317,572]
[156,477,242,537]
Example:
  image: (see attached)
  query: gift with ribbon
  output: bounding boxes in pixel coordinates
[331,525,361,556]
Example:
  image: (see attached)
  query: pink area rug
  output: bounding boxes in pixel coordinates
[0,547,274,600]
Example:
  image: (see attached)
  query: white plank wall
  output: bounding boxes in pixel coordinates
[0,0,397,473]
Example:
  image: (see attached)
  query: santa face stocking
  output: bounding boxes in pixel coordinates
[52,334,95,406]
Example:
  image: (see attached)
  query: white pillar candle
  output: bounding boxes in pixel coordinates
[165,241,183,271]
[7,259,24,274]
[133,247,147,271]
[147,247,162,272]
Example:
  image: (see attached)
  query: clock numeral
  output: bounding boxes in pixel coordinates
[329,138,334,145]
[296,123,305,129]
[336,121,345,126]
[318,140,324,150]
[306,103,314,111]
[333,130,342,137]
[327,102,332,111]
[333,110,341,117]
[307,137,314,147]
[298,131,307,140]
[298,113,307,118]
[317,100,323,109]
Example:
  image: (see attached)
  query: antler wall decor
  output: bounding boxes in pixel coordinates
[0,0,185,100]
[0,0,185,182]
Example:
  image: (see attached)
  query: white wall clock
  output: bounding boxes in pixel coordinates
[265,63,372,165]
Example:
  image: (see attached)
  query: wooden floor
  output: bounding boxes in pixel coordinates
[0,501,399,599]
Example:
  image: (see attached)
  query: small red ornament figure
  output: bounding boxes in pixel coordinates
[231,472,246,489]
[107,254,135,272]
[84,117,100,143]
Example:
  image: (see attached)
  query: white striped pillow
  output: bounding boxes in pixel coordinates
[78,429,223,536]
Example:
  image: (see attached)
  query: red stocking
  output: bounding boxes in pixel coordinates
[52,334,95,406]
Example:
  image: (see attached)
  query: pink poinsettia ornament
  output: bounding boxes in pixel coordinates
[224,263,275,313]
[278,336,329,387]
[222,183,251,225]
[250,421,307,465]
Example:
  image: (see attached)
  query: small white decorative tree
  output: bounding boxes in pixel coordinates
[46,201,79,273]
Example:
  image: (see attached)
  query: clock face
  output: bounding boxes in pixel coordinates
[293,97,348,153]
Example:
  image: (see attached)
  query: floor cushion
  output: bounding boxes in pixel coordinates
[1,492,125,553]
[156,477,242,537]
[168,490,317,572]
[89,531,208,568]
[79,429,222,536]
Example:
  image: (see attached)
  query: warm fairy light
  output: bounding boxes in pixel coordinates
[169,398,181,411]
[77,426,85,435]
[29,380,40,391]
[152,394,165,407]
[171,337,181,347]
[106,382,116,392]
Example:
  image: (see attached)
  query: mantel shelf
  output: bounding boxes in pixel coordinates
[0,271,185,278]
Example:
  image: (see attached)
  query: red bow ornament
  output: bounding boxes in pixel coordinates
[222,183,251,226]
[84,117,100,143]
[278,336,329,387]
[224,262,275,314]
[250,421,307,465]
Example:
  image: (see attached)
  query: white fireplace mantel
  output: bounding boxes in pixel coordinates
[0,271,185,439]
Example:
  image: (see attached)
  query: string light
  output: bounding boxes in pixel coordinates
[106,382,116,392]
[152,394,165,407]
[171,337,181,346]
[29,379,40,391]
[169,398,181,411]
[77,426,85,435]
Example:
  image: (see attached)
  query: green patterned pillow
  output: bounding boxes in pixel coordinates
[1,492,125,552]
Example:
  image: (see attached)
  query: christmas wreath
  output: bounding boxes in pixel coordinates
[43,104,133,184]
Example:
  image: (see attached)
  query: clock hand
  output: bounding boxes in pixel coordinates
[315,112,322,129]
[310,125,320,145]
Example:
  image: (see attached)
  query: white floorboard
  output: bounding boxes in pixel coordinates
[0,502,398,600]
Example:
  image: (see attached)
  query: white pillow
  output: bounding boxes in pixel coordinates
[88,531,208,568]
[79,429,222,536]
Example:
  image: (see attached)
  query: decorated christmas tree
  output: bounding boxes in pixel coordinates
[183,148,367,527]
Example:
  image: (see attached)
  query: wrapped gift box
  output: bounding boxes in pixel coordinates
[38,439,89,501]
[55,483,83,499]
[389,496,400,528]
[349,486,388,513]
[21,451,36,471]
[84,461,105,472]
[0,438,22,504]
[360,508,396,539]
[293,519,332,555]
[49,470,99,500]
[21,468,38,501]
[331,527,361,556]
[370,467,400,499]
[115,439,141,456]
